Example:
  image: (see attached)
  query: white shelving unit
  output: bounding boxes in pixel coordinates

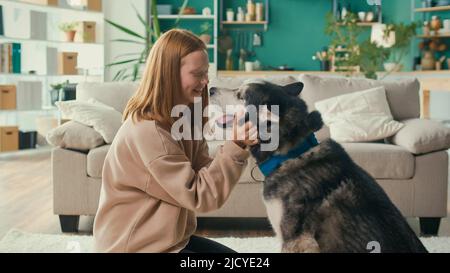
[151,0,218,76]
[0,0,105,134]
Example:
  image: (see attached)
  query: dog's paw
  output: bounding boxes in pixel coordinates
[307,111,324,132]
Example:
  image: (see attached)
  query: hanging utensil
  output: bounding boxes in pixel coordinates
[253,32,262,47]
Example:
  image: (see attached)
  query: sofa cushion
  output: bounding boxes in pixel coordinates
[208,141,414,181]
[76,82,139,113]
[87,145,111,178]
[299,74,420,141]
[388,118,450,155]
[315,86,404,142]
[341,143,415,179]
[46,121,105,151]
[56,99,122,144]
[209,75,298,90]
[299,74,420,120]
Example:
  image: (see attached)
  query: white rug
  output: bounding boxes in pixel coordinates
[1,229,450,253]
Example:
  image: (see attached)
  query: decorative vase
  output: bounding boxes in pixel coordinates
[320,60,330,71]
[65,30,76,42]
[430,16,441,34]
[421,51,436,70]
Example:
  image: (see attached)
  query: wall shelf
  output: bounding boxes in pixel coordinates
[417,34,450,38]
[0,35,104,46]
[154,14,215,20]
[337,22,378,27]
[0,0,103,16]
[222,21,267,25]
[219,0,270,31]
[415,6,450,12]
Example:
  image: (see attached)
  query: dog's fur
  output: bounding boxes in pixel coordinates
[210,81,428,253]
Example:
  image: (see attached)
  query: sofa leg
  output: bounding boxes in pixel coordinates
[419,217,441,236]
[59,215,80,233]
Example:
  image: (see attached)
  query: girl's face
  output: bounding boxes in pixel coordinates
[179,50,209,105]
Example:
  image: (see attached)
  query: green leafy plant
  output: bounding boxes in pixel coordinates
[325,12,388,79]
[58,22,79,32]
[105,0,189,81]
[325,12,417,79]
[200,22,212,35]
[384,22,418,65]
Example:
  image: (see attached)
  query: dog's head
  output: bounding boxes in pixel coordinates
[209,80,323,163]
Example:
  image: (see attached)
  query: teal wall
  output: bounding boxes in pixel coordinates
[157,0,450,71]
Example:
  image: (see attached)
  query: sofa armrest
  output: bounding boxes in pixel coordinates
[388,118,450,155]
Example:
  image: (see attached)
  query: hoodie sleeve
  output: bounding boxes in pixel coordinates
[146,134,249,213]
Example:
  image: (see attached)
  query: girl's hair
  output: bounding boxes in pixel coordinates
[123,29,209,127]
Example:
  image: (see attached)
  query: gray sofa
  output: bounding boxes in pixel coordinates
[52,74,449,235]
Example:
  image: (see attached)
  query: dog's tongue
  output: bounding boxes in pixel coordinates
[216,114,234,128]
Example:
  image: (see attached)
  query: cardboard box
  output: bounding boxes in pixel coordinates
[21,0,58,6]
[58,52,78,75]
[78,21,96,43]
[81,0,102,12]
[0,126,19,152]
[0,85,17,110]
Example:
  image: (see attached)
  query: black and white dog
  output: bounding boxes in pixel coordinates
[209,81,427,253]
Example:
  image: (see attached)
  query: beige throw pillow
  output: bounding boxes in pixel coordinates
[315,86,404,142]
[56,99,122,144]
[389,118,450,154]
[46,121,105,151]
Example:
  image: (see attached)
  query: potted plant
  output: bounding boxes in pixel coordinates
[312,47,332,71]
[49,82,64,106]
[58,22,79,42]
[382,22,418,73]
[199,22,212,45]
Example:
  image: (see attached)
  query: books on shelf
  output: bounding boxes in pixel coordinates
[0,5,4,36]
[0,43,22,73]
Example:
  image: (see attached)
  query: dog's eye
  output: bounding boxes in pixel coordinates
[209,87,217,96]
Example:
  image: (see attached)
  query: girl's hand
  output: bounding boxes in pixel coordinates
[232,110,259,148]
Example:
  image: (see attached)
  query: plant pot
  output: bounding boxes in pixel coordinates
[422,51,436,70]
[199,34,211,45]
[383,62,403,72]
[49,89,60,106]
[65,30,76,42]
[320,60,330,71]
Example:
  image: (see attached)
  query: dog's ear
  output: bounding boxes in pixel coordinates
[306,111,323,132]
[283,82,304,97]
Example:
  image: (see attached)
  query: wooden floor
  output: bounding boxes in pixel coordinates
[1,148,450,240]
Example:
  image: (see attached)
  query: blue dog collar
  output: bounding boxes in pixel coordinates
[258,134,319,177]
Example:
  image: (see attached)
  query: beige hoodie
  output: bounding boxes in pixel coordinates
[93,118,249,253]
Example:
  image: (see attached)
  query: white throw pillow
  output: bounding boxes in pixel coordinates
[46,121,105,150]
[55,99,122,144]
[314,86,404,142]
